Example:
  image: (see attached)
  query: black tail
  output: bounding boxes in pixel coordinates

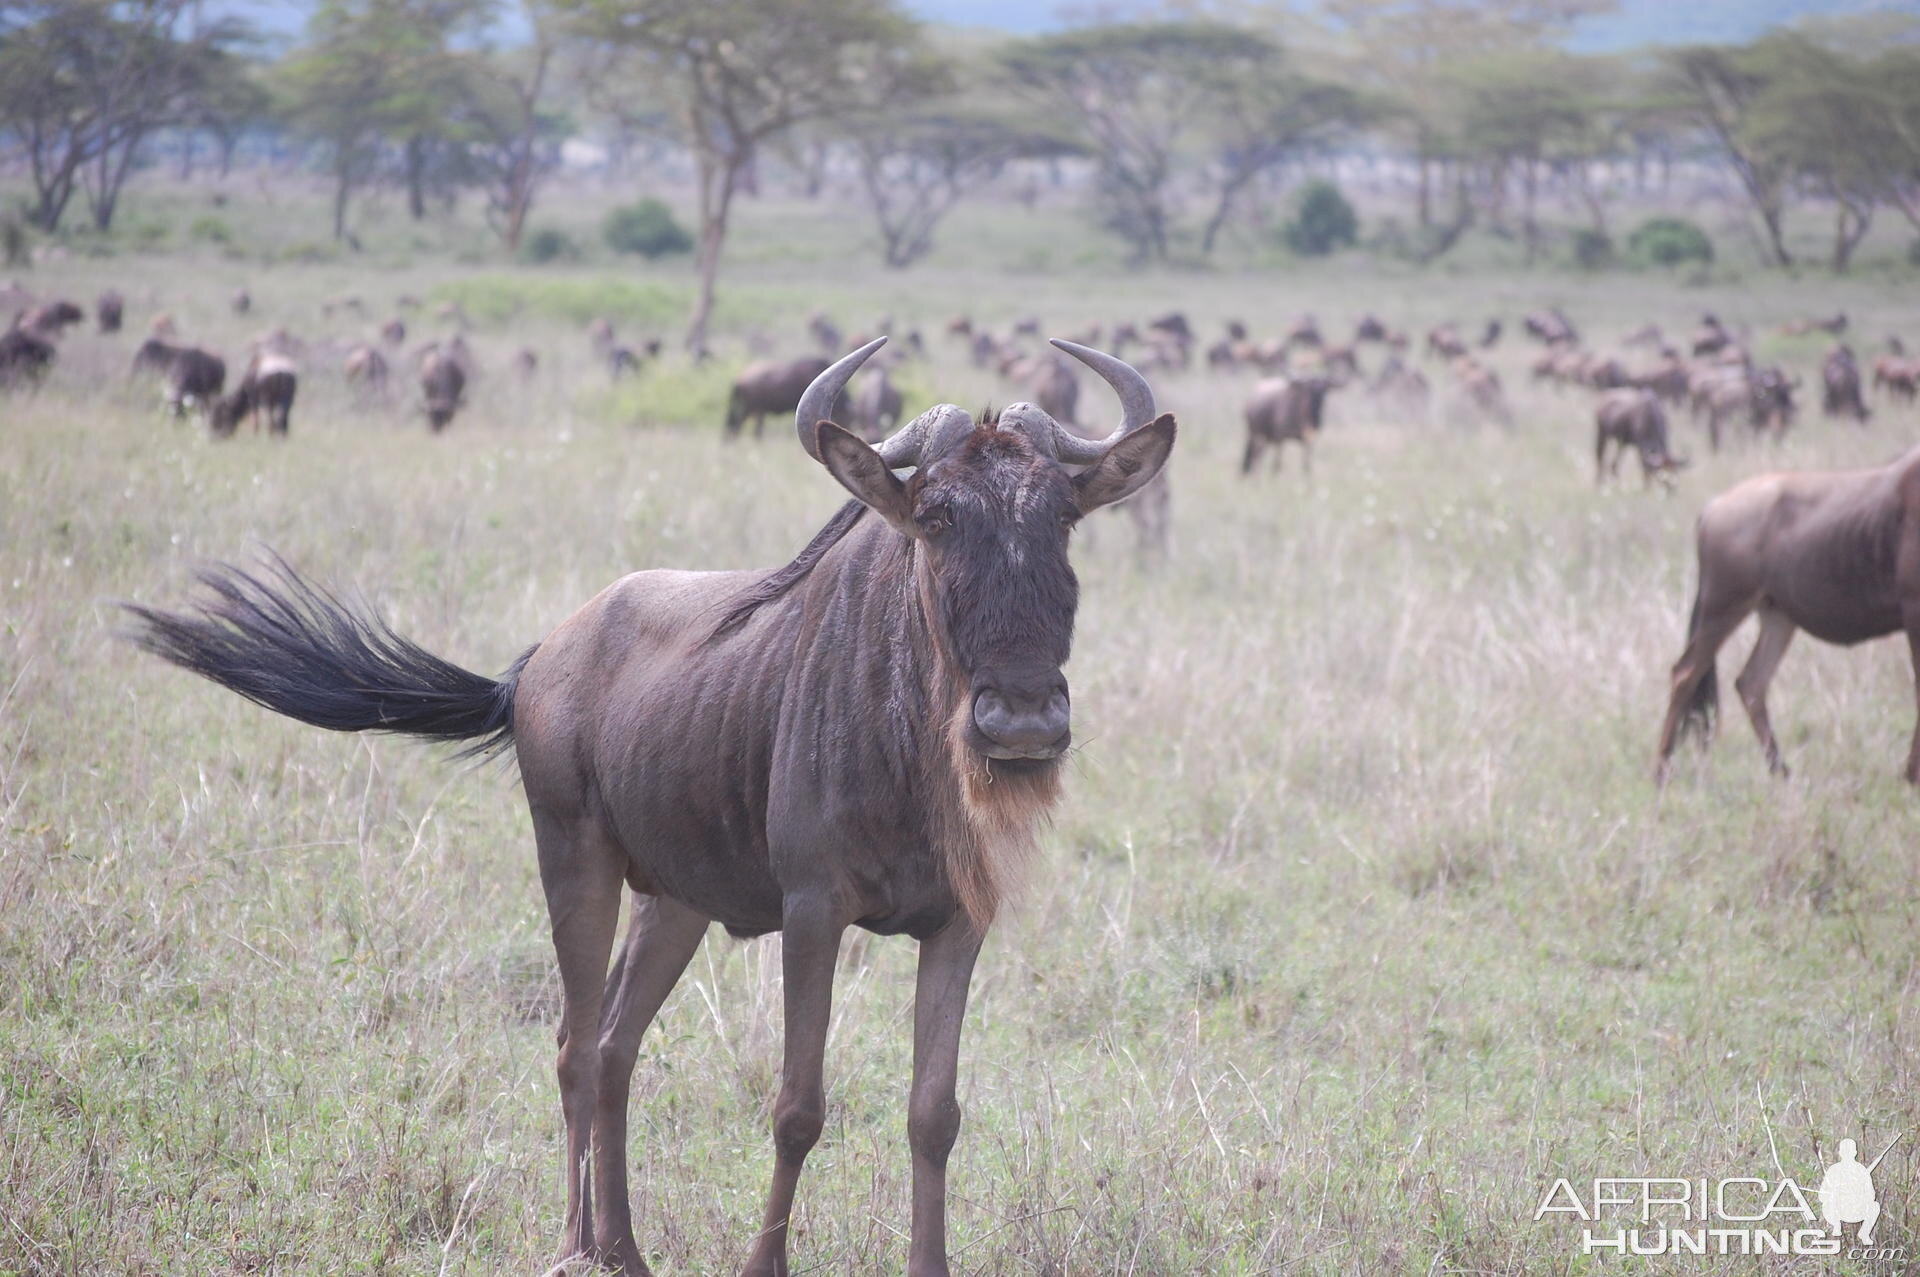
[121,555,531,757]
[1677,584,1718,744]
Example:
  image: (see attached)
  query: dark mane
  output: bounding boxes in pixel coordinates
[707,499,870,640]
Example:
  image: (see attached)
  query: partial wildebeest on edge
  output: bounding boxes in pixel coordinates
[211,352,297,438]
[122,337,1176,1277]
[726,354,833,439]
[1593,388,1686,489]
[1655,444,1920,786]
[0,324,55,388]
[1241,373,1334,474]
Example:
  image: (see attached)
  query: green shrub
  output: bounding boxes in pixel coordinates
[521,226,579,264]
[1282,181,1358,257]
[1571,228,1613,270]
[1626,216,1712,267]
[188,214,233,246]
[603,199,693,258]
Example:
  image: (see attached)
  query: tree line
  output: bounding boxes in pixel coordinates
[4,1,1919,350]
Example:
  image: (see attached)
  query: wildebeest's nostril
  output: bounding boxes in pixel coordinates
[972,686,1071,758]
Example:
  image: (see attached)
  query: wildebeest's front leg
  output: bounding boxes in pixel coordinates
[592,893,711,1274]
[1735,606,1797,777]
[907,920,982,1277]
[741,895,846,1277]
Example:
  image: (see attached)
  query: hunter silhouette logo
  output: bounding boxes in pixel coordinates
[1536,1131,1904,1258]
[1819,1138,1887,1244]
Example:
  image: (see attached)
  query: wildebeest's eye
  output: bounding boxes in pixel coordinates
[917,503,952,536]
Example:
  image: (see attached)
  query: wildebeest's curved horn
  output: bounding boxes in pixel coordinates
[876,403,974,470]
[1044,338,1155,464]
[796,336,886,460]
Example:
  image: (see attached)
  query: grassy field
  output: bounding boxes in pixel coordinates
[5,185,1920,1275]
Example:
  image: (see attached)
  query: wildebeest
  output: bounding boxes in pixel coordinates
[211,353,297,438]
[846,366,903,442]
[231,289,252,315]
[1594,388,1685,488]
[380,317,406,347]
[1693,362,1795,450]
[1020,353,1079,425]
[343,343,390,399]
[727,355,833,438]
[1822,346,1871,423]
[0,325,55,388]
[96,290,124,334]
[1876,353,1918,405]
[806,309,842,355]
[20,300,83,340]
[1655,444,1920,785]
[514,347,540,380]
[421,349,466,431]
[1479,318,1502,348]
[123,336,1176,1277]
[1427,324,1468,361]
[1452,358,1512,426]
[133,339,226,415]
[1690,313,1730,357]
[1241,374,1333,474]
[1523,308,1578,346]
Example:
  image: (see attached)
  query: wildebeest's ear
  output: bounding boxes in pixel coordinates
[1072,413,1176,513]
[815,420,916,535]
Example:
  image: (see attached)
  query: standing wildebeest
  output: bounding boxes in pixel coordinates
[727,355,833,438]
[1241,374,1333,474]
[847,366,903,442]
[133,339,226,416]
[421,348,466,431]
[0,325,55,388]
[1823,346,1871,423]
[211,352,297,438]
[1594,388,1686,488]
[1523,308,1578,346]
[96,290,123,334]
[20,300,83,340]
[344,343,390,400]
[123,337,1176,1277]
[1655,444,1920,785]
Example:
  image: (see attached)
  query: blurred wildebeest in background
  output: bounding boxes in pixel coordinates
[727,355,833,438]
[1241,374,1333,474]
[1656,443,1920,785]
[20,300,83,340]
[381,317,406,347]
[421,348,466,431]
[0,325,55,388]
[1822,346,1870,423]
[231,288,251,315]
[846,366,903,442]
[96,290,123,334]
[343,343,389,401]
[211,352,297,438]
[134,338,226,416]
[1594,387,1685,488]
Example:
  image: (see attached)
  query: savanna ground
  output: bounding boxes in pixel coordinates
[5,177,1920,1276]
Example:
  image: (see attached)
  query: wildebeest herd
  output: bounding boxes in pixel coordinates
[7,267,1913,1276]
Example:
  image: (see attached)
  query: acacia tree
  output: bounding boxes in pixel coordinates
[563,0,918,356]
[0,0,251,231]
[850,96,1061,268]
[1444,48,1598,262]
[1196,37,1372,255]
[454,3,567,252]
[1656,42,1798,267]
[1001,23,1254,264]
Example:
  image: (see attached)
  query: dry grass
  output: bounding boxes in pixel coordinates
[4,211,1920,1275]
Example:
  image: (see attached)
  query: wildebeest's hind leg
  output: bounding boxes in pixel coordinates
[1239,434,1262,475]
[534,811,627,1276]
[592,893,709,1274]
[1735,606,1797,776]
[1655,586,1754,785]
[740,896,846,1277]
[906,921,982,1277]
[1905,624,1920,784]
